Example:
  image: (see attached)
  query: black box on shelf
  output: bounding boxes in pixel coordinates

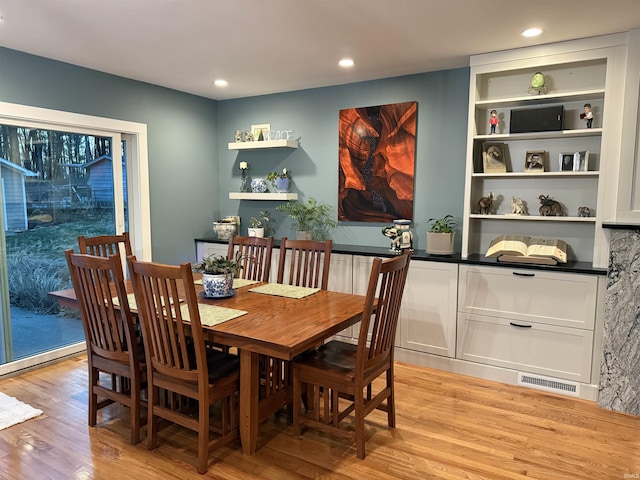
[510,105,564,134]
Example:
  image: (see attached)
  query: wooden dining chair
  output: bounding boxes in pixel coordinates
[64,249,146,445]
[78,232,133,258]
[276,237,332,289]
[227,234,274,282]
[127,257,239,474]
[292,251,411,459]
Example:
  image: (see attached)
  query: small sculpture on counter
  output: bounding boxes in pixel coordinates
[510,196,528,215]
[578,206,591,217]
[382,225,402,254]
[538,195,566,216]
[475,192,495,215]
[382,219,414,255]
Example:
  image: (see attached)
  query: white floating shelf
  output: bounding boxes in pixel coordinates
[229,192,298,200]
[228,139,298,150]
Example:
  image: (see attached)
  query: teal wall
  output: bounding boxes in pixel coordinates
[0,45,470,259]
[218,70,470,250]
[0,46,219,264]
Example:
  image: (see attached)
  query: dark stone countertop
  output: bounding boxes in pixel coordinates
[195,234,606,276]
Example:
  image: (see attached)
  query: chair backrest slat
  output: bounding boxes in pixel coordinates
[356,252,411,373]
[227,235,274,282]
[277,237,332,290]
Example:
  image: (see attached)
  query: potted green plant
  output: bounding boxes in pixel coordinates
[426,214,456,255]
[276,197,337,240]
[248,210,275,238]
[266,168,292,193]
[193,252,243,298]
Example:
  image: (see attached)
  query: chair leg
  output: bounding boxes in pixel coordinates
[147,385,158,450]
[130,377,141,445]
[292,371,302,436]
[387,366,395,428]
[355,388,366,460]
[88,366,98,427]
[197,399,209,474]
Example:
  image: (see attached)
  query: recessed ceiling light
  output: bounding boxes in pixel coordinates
[214,79,228,87]
[522,28,543,38]
[339,58,354,68]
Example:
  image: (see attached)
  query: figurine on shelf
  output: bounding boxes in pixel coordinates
[510,196,528,215]
[528,71,547,95]
[580,103,594,128]
[578,206,591,217]
[234,129,243,142]
[239,161,251,193]
[489,110,499,134]
[538,195,566,216]
[475,192,495,215]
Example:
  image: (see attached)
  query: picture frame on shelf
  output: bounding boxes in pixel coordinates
[525,150,545,172]
[482,142,507,173]
[559,152,575,171]
[251,123,271,141]
[573,150,589,171]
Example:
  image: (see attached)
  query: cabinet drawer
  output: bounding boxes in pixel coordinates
[457,313,593,383]
[458,265,597,329]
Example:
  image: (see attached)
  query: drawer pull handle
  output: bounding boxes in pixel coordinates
[512,272,535,277]
[509,322,532,328]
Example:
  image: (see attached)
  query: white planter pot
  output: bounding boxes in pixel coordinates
[248,227,264,238]
[426,232,455,255]
[201,273,234,298]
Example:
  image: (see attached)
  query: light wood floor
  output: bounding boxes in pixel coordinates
[1,354,639,479]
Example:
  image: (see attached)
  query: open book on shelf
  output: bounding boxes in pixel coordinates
[485,235,568,265]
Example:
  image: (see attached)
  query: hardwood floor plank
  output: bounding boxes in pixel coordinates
[1,354,639,479]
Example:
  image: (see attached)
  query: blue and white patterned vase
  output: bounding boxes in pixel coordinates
[202,273,234,298]
[251,177,268,193]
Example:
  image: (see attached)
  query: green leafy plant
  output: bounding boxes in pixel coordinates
[193,252,243,275]
[276,198,337,240]
[427,215,457,233]
[248,210,275,236]
[266,167,292,181]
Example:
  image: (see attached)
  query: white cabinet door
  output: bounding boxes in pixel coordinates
[399,261,458,358]
[329,254,354,339]
[195,241,228,262]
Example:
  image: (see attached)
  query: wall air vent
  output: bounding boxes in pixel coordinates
[517,372,580,397]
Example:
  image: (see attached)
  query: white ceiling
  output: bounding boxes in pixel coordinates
[1,0,640,101]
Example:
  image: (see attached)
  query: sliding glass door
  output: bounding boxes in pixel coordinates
[0,102,150,374]
[0,124,127,365]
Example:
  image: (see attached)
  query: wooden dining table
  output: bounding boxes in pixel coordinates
[50,278,368,456]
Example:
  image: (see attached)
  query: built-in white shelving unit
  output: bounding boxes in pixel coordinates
[461,41,627,268]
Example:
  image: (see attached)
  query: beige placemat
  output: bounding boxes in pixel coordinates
[112,293,139,310]
[112,293,180,311]
[180,303,247,327]
[233,278,260,288]
[248,283,320,299]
